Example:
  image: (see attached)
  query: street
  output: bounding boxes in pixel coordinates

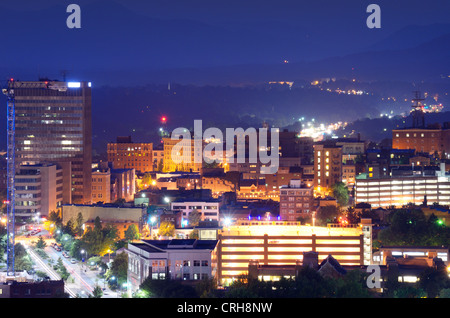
[18,231,120,298]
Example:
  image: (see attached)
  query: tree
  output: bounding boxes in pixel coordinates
[14,243,32,271]
[393,285,426,298]
[139,277,199,298]
[294,266,334,298]
[74,212,84,237]
[158,221,175,237]
[331,269,372,298]
[101,224,119,255]
[157,159,163,172]
[141,173,152,188]
[107,252,128,287]
[331,182,349,206]
[44,210,62,234]
[377,208,449,246]
[80,217,104,256]
[317,205,340,226]
[55,257,71,281]
[64,218,77,237]
[417,267,450,298]
[124,224,140,242]
[91,286,103,298]
[188,209,201,227]
[35,236,47,249]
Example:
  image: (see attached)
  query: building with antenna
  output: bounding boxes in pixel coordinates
[392,91,450,159]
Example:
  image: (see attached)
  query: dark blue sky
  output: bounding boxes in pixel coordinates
[1,0,449,85]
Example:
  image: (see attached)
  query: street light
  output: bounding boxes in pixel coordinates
[149,216,157,238]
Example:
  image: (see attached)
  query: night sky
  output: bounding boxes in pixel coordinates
[0,0,449,85]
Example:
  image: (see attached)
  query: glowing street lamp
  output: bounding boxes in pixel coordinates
[224,217,232,227]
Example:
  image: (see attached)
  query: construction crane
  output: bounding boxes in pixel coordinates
[3,78,16,276]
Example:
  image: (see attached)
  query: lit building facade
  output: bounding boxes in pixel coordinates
[392,127,450,159]
[163,137,203,173]
[126,239,218,295]
[111,168,136,202]
[279,180,314,221]
[107,136,153,173]
[171,200,221,225]
[15,163,63,219]
[91,168,111,204]
[216,219,372,285]
[314,143,342,195]
[12,80,92,205]
[355,170,450,208]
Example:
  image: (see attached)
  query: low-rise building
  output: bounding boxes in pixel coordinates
[355,163,450,208]
[0,279,66,298]
[92,168,111,204]
[279,179,314,221]
[171,199,221,226]
[111,168,136,202]
[217,218,373,285]
[62,204,146,239]
[126,239,218,295]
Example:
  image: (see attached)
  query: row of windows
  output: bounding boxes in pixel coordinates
[395,132,436,138]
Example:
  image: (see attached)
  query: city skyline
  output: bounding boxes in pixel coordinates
[1,0,450,305]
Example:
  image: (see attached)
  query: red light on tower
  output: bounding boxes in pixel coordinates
[161,116,167,123]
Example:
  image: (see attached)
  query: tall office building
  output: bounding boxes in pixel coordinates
[313,142,343,195]
[11,80,92,204]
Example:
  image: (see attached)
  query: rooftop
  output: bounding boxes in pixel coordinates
[131,239,218,252]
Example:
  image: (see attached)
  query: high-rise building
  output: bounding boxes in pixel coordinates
[15,163,63,219]
[313,142,342,195]
[107,136,153,172]
[12,80,92,204]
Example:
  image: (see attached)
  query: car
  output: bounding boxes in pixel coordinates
[55,246,61,252]
[70,259,77,264]
[62,251,70,258]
